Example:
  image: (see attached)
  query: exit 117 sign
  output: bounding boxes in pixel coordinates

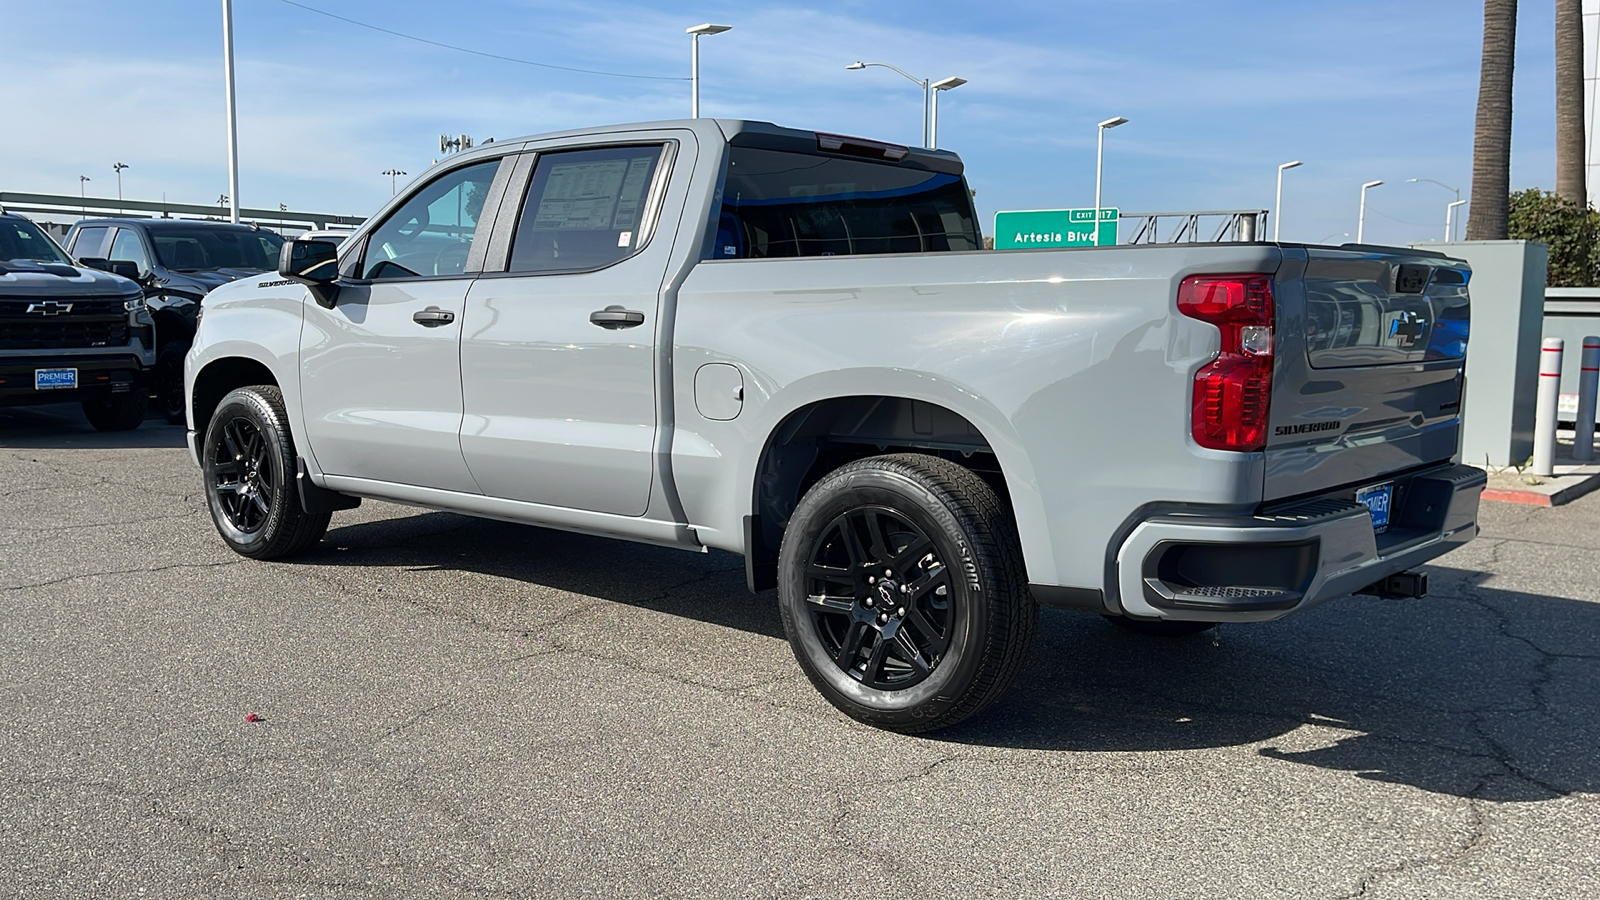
[993,208,1118,249]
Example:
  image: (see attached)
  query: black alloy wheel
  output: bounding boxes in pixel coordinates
[803,506,953,691]
[202,385,330,559]
[154,340,189,425]
[778,453,1036,733]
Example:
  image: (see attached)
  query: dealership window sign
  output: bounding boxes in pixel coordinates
[993,208,1117,249]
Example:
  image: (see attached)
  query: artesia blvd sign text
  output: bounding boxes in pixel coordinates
[993,208,1118,249]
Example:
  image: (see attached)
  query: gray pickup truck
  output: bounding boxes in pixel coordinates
[184,118,1485,732]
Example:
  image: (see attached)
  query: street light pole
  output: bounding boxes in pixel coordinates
[1357,179,1383,243]
[929,76,967,150]
[112,162,129,211]
[78,175,90,216]
[1407,178,1462,243]
[381,169,407,196]
[1094,117,1128,247]
[847,61,931,147]
[1447,199,1467,242]
[687,24,732,118]
[222,0,241,224]
[1274,160,1302,241]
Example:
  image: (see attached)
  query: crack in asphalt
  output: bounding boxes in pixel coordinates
[1,558,245,592]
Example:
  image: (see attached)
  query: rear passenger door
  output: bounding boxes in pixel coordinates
[458,135,690,516]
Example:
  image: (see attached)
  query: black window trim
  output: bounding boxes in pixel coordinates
[476,140,679,279]
[342,153,517,285]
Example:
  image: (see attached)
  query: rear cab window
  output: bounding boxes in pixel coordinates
[507,144,669,274]
[712,134,980,260]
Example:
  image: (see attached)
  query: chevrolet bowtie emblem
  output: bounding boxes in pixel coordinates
[25,301,73,316]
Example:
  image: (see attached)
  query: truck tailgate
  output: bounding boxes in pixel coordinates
[1264,246,1470,502]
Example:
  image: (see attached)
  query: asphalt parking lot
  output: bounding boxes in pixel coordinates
[2,404,1597,899]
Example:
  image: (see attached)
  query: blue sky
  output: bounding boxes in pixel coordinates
[0,0,1568,247]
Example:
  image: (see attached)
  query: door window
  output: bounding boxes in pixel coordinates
[108,228,152,275]
[70,226,111,259]
[507,145,665,274]
[359,159,501,280]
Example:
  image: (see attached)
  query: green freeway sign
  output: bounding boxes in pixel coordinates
[993,208,1118,249]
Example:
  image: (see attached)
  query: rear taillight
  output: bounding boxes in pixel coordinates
[1179,274,1274,452]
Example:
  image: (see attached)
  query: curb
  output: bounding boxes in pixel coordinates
[1478,469,1600,507]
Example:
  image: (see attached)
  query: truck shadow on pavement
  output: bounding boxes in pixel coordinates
[309,512,1593,804]
[0,404,185,450]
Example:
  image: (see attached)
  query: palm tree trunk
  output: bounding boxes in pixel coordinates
[1556,0,1587,205]
[1467,0,1518,240]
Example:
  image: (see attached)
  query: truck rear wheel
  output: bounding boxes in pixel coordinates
[202,385,329,560]
[81,391,147,432]
[777,453,1036,733]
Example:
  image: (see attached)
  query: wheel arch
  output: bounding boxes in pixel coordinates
[191,355,279,444]
[743,390,1050,591]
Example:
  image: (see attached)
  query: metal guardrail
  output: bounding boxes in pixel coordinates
[1121,209,1269,244]
[0,191,365,231]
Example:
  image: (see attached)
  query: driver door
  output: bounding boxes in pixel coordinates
[299,157,510,493]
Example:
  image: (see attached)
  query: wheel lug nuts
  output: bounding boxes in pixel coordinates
[884,569,893,577]
[867,576,876,584]
[878,614,889,624]
[864,598,874,608]
[901,585,910,594]
[896,607,905,617]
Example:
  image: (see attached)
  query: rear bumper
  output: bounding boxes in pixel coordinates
[1111,463,1485,622]
[0,353,148,407]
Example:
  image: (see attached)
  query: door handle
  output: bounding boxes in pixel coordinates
[412,306,456,327]
[589,305,646,329]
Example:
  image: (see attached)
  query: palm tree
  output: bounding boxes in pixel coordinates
[1467,0,1517,240]
[1556,0,1587,206]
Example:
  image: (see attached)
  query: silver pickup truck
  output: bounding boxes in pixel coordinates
[184,118,1484,732]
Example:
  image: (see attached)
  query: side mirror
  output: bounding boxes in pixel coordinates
[107,260,141,281]
[279,237,343,309]
[78,256,113,273]
[280,238,341,283]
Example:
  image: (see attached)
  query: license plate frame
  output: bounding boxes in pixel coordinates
[34,368,77,391]
[1356,482,1393,534]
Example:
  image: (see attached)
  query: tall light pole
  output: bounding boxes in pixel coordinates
[1407,177,1463,242]
[687,23,731,118]
[1273,160,1302,241]
[1447,199,1467,242]
[929,76,966,150]
[382,169,407,196]
[222,0,241,224]
[112,162,130,212]
[78,175,91,216]
[1357,180,1383,243]
[847,61,931,148]
[1094,117,1128,247]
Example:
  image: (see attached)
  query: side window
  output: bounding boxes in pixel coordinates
[108,228,152,275]
[507,145,665,274]
[716,146,980,259]
[359,159,501,280]
[71,226,111,259]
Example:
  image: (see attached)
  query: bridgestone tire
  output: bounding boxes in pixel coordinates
[81,391,147,432]
[1106,615,1218,637]
[777,453,1037,733]
[202,385,329,560]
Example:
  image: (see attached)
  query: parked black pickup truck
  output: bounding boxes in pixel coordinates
[0,210,155,430]
[64,218,284,423]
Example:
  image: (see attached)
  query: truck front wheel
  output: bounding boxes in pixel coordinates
[777,454,1036,733]
[202,385,330,559]
[81,391,147,432]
